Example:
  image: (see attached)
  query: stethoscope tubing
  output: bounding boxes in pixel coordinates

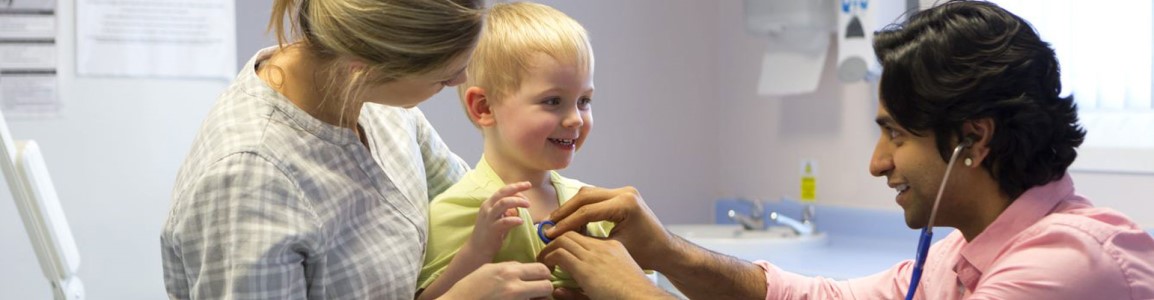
[906,141,969,300]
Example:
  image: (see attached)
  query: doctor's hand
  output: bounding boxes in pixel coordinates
[440,261,553,300]
[542,186,675,270]
[537,232,673,300]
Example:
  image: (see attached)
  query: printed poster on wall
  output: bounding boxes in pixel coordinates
[0,0,59,118]
[76,0,236,80]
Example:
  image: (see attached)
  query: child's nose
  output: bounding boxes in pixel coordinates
[562,110,584,128]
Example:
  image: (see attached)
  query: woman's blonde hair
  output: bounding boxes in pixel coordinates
[460,2,593,107]
[268,0,484,123]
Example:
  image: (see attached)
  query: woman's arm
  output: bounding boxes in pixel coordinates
[411,107,469,199]
[162,153,317,299]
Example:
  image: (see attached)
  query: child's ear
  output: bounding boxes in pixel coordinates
[464,87,496,127]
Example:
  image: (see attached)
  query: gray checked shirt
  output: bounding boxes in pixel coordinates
[161,47,468,299]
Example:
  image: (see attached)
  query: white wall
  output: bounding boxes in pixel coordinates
[712,1,1154,227]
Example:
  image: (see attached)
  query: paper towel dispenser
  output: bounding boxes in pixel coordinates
[744,0,916,96]
[744,0,835,96]
[744,0,835,47]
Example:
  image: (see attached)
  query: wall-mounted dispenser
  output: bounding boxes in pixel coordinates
[744,0,835,96]
[744,0,917,95]
[836,0,914,83]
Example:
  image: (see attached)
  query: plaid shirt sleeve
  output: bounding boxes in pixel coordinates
[412,108,469,201]
[162,152,320,300]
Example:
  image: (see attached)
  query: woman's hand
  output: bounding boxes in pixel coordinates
[439,261,553,300]
[464,182,532,259]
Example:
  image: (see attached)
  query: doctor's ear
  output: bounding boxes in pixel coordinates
[464,87,495,127]
[962,118,995,167]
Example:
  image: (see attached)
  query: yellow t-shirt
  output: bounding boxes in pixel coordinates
[418,157,614,290]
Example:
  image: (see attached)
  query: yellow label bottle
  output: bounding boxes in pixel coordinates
[800,160,816,203]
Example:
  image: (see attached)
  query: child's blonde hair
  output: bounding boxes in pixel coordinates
[268,0,484,124]
[459,1,593,125]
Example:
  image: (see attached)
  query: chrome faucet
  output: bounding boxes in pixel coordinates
[727,198,766,230]
[769,209,816,236]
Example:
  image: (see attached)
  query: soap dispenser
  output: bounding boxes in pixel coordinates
[800,160,817,225]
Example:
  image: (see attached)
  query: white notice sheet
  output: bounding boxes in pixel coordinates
[76,0,236,80]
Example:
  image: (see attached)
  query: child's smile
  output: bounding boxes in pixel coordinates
[548,137,578,150]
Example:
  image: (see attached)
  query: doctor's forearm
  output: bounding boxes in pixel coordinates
[659,236,767,300]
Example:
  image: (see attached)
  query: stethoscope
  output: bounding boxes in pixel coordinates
[537,221,557,244]
[536,220,590,244]
[906,138,972,300]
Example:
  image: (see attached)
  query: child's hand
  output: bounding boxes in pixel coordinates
[465,181,532,259]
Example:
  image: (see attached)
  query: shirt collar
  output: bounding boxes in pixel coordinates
[242,46,360,146]
[958,173,1076,272]
[471,155,573,203]
[471,155,503,189]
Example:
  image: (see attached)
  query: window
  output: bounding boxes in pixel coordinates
[993,0,1154,174]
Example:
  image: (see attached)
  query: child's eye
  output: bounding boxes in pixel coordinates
[542,97,561,106]
[577,97,592,109]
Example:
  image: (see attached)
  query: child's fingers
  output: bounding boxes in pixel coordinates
[487,182,532,206]
[488,216,524,235]
[480,182,531,218]
[491,196,531,214]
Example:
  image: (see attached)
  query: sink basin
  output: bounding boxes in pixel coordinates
[666,224,829,262]
[671,224,802,239]
[658,224,830,296]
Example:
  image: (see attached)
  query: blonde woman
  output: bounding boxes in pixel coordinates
[160,0,554,299]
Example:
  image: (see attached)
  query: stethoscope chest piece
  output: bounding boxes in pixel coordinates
[537,220,556,244]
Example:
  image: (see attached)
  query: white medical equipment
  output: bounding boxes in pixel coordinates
[0,111,85,300]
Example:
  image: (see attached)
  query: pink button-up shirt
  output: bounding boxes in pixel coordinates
[758,174,1154,299]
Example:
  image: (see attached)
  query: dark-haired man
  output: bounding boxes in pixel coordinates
[537,1,1154,299]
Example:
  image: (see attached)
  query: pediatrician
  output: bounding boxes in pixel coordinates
[538,1,1154,299]
[160,0,555,299]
